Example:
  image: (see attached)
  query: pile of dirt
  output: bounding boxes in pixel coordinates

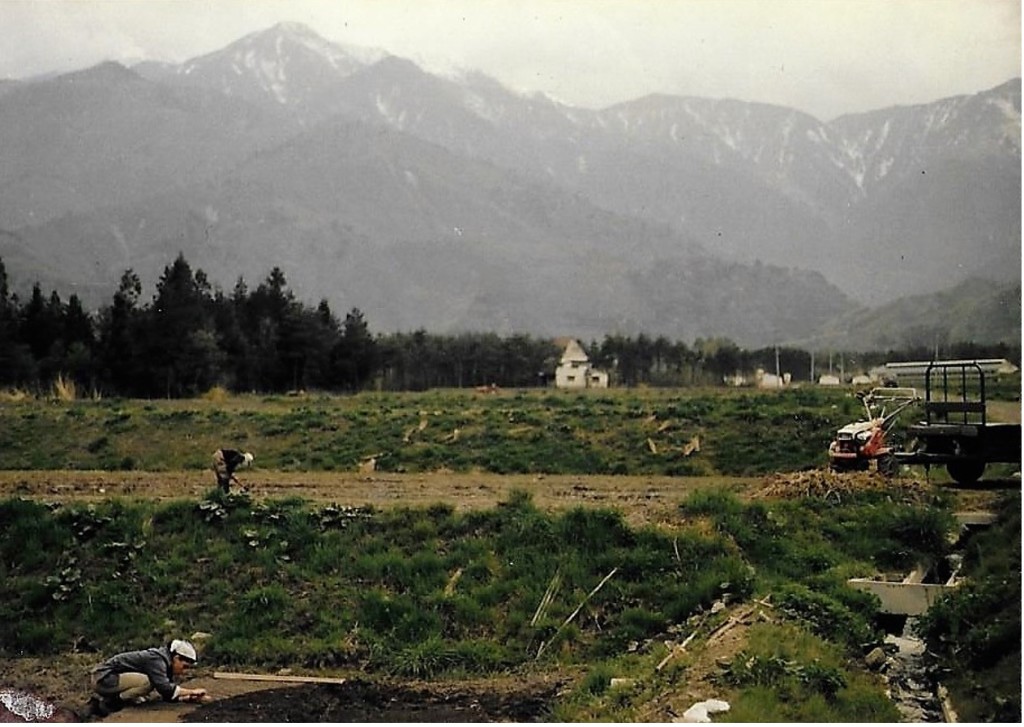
[752,469,930,501]
[184,678,560,722]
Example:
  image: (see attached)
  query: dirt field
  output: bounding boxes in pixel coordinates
[0,470,765,528]
[0,469,1009,721]
[1,666,569,723]
[0,468,1004,524]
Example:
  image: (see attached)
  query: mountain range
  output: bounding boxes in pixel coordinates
[0,22,1019,348]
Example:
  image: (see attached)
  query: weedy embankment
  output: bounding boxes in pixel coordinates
[1,386,1019,720]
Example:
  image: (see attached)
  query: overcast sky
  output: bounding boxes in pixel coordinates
[2,0,1020,120]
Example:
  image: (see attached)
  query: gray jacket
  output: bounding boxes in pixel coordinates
[92,645,180,701]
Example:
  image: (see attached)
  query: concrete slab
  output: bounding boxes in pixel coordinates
[953,511,997,526]
[847,578,959,616]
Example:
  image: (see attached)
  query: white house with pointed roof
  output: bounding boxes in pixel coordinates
[554,339,609,389]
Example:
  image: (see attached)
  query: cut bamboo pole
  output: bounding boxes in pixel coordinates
[535,567,618,659]
[655,627,701,672]
[559,567,618,631]
[655,613,707,672]
[531,570,562,626]
[213,671,347,685]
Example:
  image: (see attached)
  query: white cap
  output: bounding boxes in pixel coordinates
[243,452,254,466]
[170,639,197,662]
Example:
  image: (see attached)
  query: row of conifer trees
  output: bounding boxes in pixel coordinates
[0,254,1016,398]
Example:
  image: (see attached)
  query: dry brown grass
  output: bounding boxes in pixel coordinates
[50,373,76,402]
[0,387,31,402]
[202,385,230,403]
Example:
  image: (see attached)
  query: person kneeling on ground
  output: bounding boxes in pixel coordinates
[212,448,254,492]
[86,639,208,717]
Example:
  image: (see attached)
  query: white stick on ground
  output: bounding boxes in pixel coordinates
[536,567,618,659]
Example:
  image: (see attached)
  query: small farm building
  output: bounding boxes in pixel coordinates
[554,339,609,389]
[756,368,791,388]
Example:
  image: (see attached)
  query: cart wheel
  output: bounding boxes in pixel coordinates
[877,455,898,477]
[947,460,985,486]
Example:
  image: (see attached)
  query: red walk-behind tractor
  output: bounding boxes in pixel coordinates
[828,387,920,475]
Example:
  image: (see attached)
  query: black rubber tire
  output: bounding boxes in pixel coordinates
[947,460,985,486]
[877,454,898,477]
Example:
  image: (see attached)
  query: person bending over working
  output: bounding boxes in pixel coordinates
[212,448,253,492]
[86,639,208,717]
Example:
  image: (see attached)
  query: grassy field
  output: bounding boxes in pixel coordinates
[2,383,1018,482]
[1,384,1019,721]
[0,384,978,475]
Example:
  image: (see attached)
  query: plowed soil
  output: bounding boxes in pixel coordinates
[186,677,563,723]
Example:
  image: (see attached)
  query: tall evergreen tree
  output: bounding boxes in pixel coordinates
[0,258,33,386]
[147,253,221,396]
[97,270,143,395]
[211,283,253,391]
[60,294,96,387]
[20,284,62,363]
[333,308,378,391]
[243,267,295,390]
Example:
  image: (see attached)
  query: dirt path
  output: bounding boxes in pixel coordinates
[0,468,1004,524]
[0,470,761,528]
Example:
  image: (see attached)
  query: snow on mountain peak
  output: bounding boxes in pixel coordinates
[179,21,385,106]
[263,21,386,68]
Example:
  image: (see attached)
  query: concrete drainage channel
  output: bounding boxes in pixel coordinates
[848,511,997,723]
[874,616,950,722]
